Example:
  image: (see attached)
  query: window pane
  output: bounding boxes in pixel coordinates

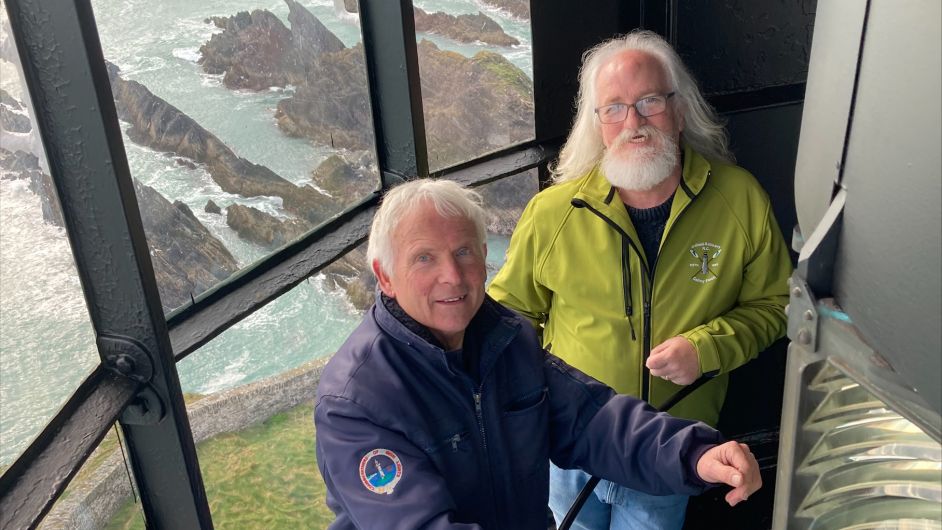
[0,20,99,470]
[174,275,359,527]
[478,170,539,283]
[411,0,535,171]
[90,0,380,314]
[40,427,143,530]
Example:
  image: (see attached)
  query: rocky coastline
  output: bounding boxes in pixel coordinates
[2,0,538,313]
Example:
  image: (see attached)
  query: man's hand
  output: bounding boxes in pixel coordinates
[696,442,762,506]
[645,336,699,385]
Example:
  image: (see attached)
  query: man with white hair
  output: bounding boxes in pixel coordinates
[315,178,763,529]
[489,31,791,529]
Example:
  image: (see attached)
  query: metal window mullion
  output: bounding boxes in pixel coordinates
[358,0,428,184]
[2,0,212,528]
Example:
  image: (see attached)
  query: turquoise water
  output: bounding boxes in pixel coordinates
[0,0,525,465]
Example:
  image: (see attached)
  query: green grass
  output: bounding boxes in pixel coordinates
[105,402,335,529]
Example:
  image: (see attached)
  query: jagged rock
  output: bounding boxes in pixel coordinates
[199,11,296,90]
[311,154,377,199]
[226,203,312,249]
[275,44,374,151]
[105,62,335,225]
[322,247,375,311]
[414,8,519,47]
[0,88,21,108]
[205,199,222,214]
[0,88,30,133]
[0,148,64,227]
[275,39,533,171]
[416,40,534,170]
[175,157,197,170]
[199,1,345,91]
[480,0,529,20]
[287,0,346,76]
[135,181,240,311]
[477,168,538,235]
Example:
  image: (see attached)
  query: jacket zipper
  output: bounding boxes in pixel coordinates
[644,172,702,403]
[473,385,501,529]
[473,390,487,450]
[571,199,652,401]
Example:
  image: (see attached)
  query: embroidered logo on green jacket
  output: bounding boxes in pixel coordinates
[688,242,722,283]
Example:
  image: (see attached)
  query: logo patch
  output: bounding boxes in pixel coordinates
[359,448,403,495]
[688,242,722,283]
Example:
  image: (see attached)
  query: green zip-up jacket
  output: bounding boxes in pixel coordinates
[489,146,791,426]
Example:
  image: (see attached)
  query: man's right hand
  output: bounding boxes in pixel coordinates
[695,441,762,506]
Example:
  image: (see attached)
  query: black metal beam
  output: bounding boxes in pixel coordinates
[433,141,560,189]
[0,369,139,530]
[168,201,377,358]
[2,0,212,527]
[709,84,807,115]
[358,0,428,183]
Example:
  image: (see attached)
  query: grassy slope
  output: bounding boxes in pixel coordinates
[105,402,335,529]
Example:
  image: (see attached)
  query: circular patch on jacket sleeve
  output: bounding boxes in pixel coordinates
[358,448,403,494]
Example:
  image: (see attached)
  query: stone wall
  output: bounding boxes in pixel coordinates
[40,357,329,530]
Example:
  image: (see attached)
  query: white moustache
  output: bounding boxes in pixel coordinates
[611,126,661,149]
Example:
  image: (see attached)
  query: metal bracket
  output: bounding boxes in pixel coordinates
[796,188,846,298]
[786,273,819,352]
[98,334,155,383]
[120,385,166,425]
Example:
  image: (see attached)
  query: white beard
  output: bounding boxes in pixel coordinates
[601,126,679,191]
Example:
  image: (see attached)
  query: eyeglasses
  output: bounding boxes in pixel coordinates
[594,92,675,124]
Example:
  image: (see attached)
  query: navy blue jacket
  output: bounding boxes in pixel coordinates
[315,294,723,529]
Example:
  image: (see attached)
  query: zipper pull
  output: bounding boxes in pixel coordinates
[474,392,482,414]
[450,434,461,452]
[628,317,636,341]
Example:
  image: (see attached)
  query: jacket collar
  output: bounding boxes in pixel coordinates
[371,290,521,379]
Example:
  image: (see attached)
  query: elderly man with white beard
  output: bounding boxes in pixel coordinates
[489,30,792,530]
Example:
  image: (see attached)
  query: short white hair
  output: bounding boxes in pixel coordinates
[553,30,733,183]
[367,178,487,276]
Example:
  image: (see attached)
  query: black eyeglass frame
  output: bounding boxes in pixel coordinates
[594,92,676,124]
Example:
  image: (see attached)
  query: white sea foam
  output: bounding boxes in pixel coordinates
[172,47,202,63]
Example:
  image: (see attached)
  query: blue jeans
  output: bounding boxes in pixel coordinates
[549,463,689,530]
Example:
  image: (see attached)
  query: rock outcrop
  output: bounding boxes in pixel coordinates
[311,154,377,200]
[480,0,529,20]
[0,88,31,133]
[135,182,240,310]
[275,39,534,172]
[322,246,375,311]
[413,8,519,47]
[274,44,375,154]
[0,148,63,227]
[105,62,335,225]
[226,204,312,249]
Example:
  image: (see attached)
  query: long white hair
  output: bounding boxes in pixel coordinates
[553,30,733,183]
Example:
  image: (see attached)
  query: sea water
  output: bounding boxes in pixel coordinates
[0,0,526,465]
